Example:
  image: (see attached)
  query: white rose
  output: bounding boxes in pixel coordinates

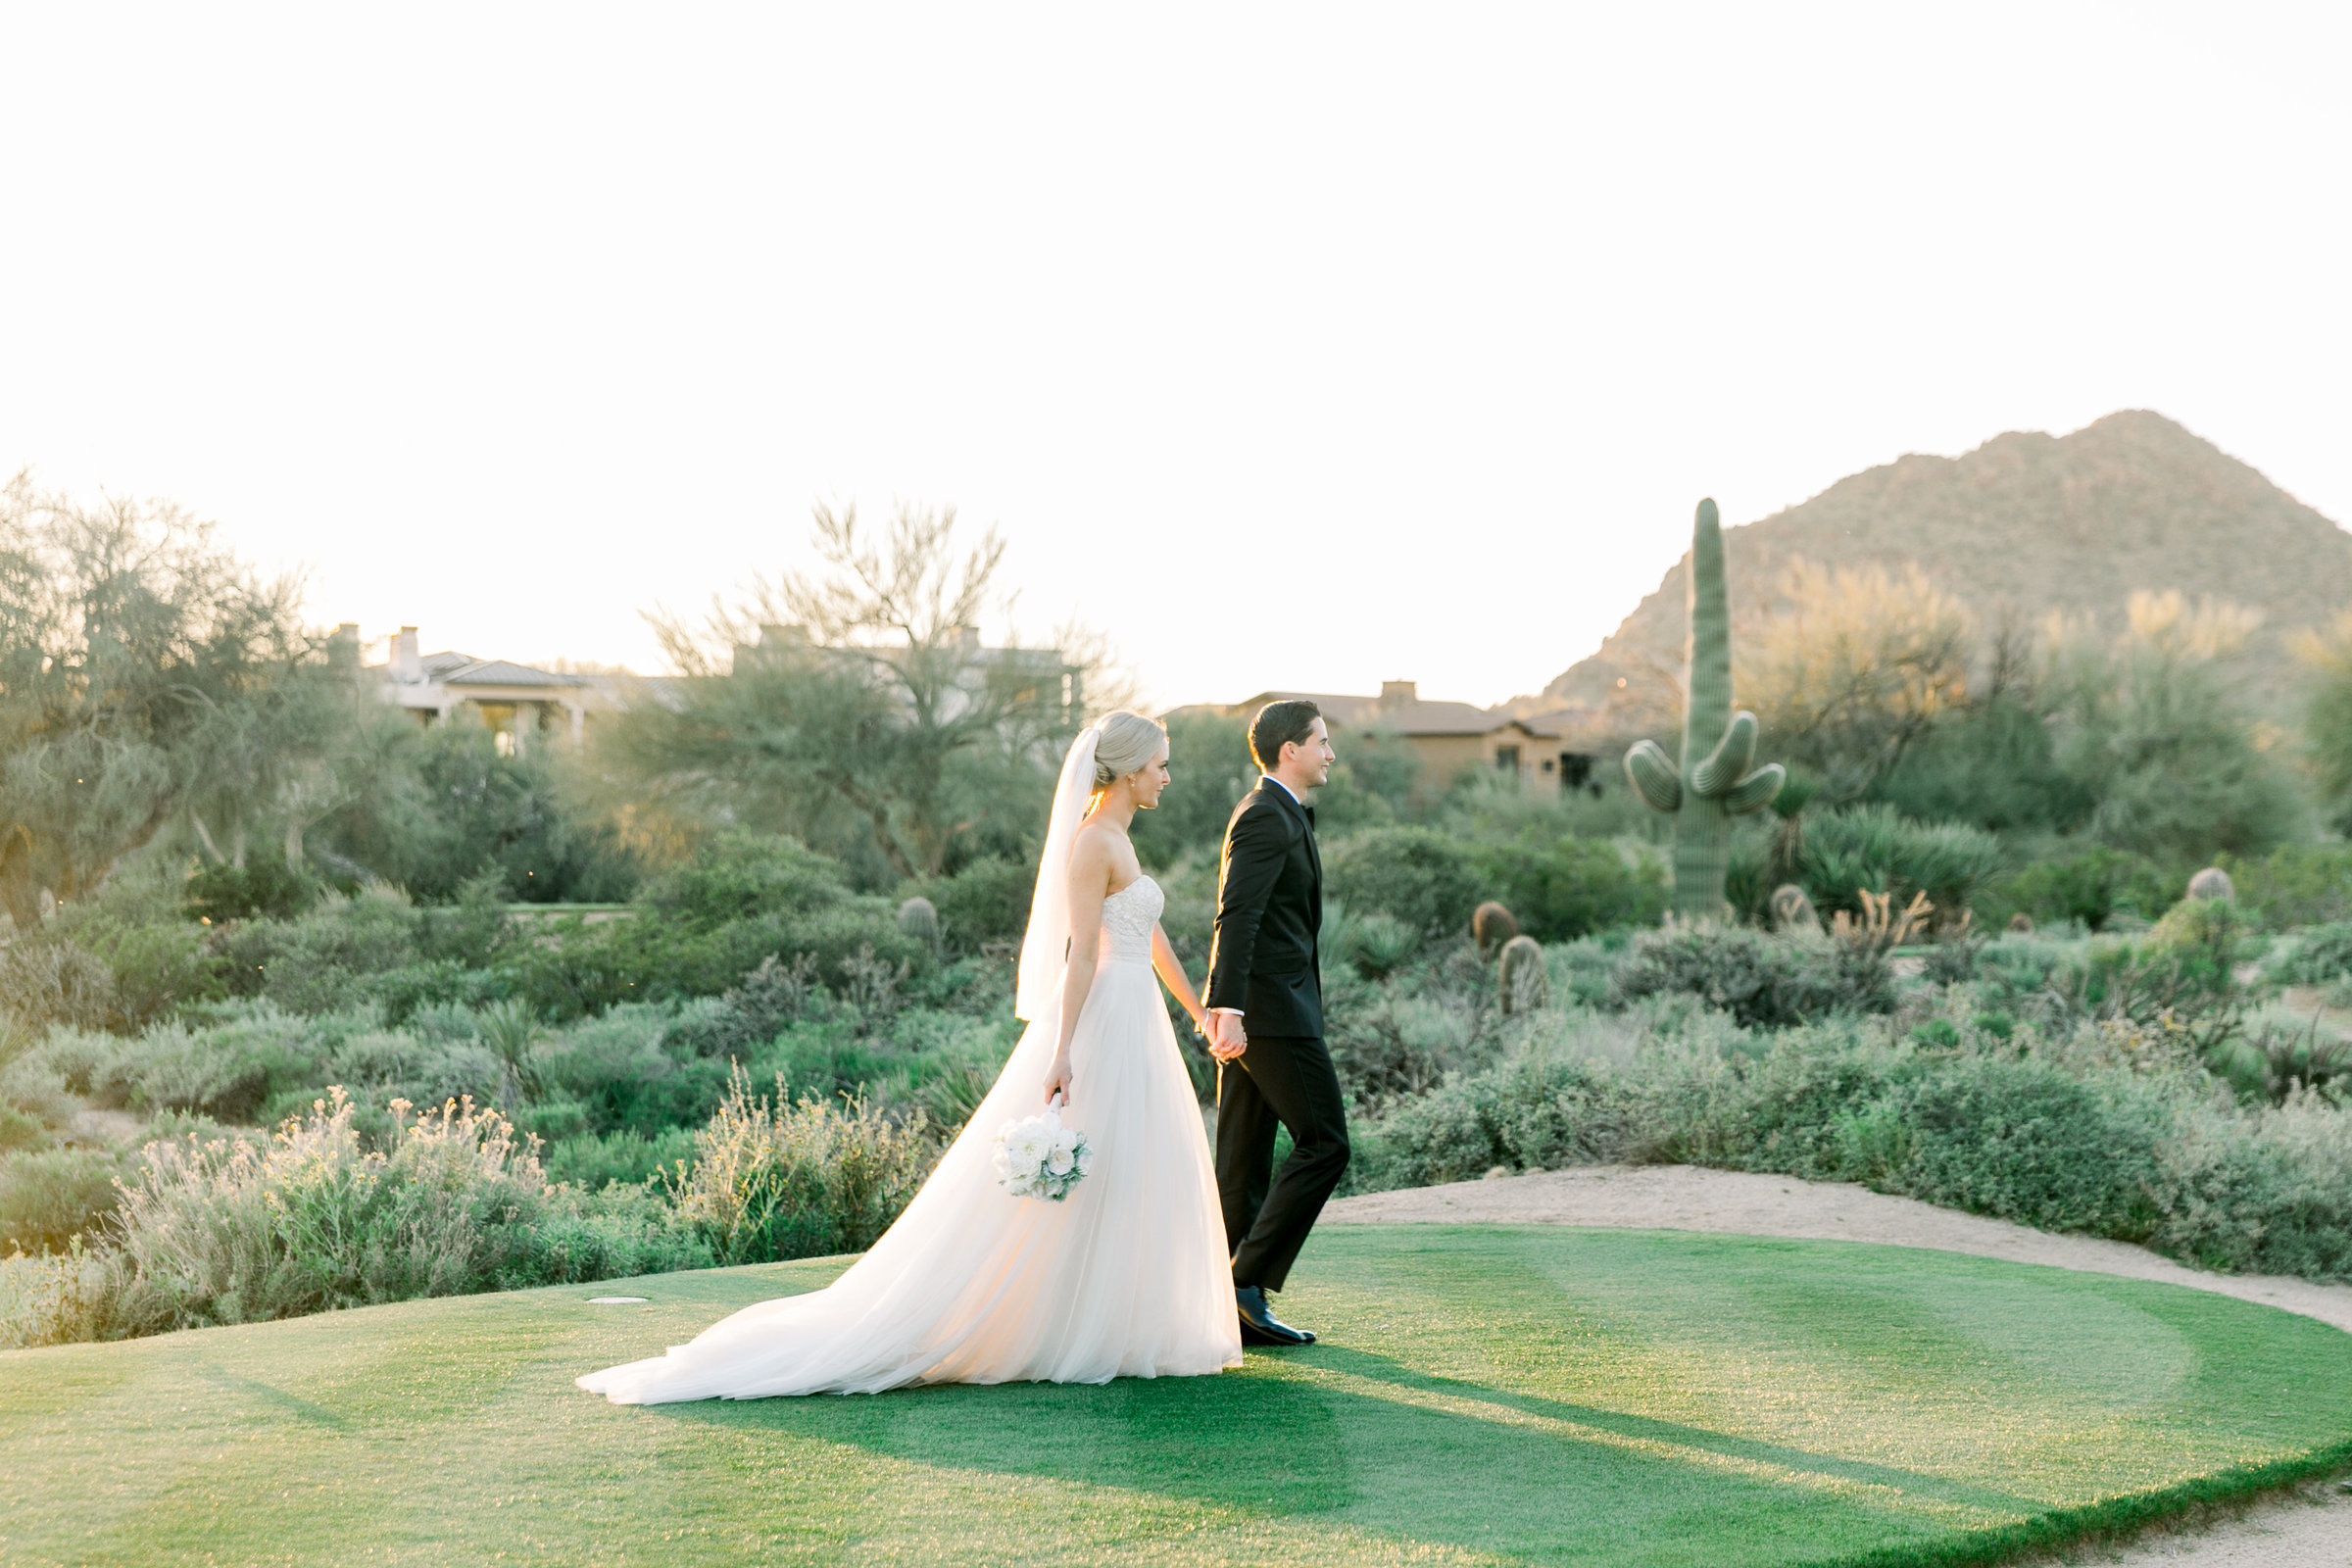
[1047,1148,1074,1175]
[1074,1146,1094,1176]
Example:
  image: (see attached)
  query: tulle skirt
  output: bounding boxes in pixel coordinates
[576,957,1242,1401]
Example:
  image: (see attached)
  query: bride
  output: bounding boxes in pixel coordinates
[577,711,1243,1401]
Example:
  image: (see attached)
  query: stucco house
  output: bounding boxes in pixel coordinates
[1184,682,1604,795]
[369,626,599,754]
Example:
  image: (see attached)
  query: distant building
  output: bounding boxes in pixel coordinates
[1176,681,1605,794]
[366,625,599,754]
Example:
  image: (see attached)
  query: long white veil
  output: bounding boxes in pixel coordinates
[1014,724,1102,1022]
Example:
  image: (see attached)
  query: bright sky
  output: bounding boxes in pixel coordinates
[4,5,2347,710]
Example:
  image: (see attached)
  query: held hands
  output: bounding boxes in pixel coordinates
[1204,1011,1248,1063]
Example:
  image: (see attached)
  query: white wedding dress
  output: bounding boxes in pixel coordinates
[576,873,1243,1402]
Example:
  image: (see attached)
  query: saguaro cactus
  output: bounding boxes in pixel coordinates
[1623,498,1786,917]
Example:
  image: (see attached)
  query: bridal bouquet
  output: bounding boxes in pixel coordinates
[992,1103,1093,1201]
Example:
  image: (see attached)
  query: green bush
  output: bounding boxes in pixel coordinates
[1607,924,1892,1028]
[1324,826,1478,940]
[1978,847,2180,934]
[1793,804,2005,922]
[1350,1011,2352,1282]
[545,1126,697,1191]
[1469,832,1668,941]
[919,858,1035,954]
[2220,844,2352,931]
[640,832,853,929]
[0,942,118,1033]
[74,1090,708,1342]
[212,889,424,1014]
[183,851,318,923]
[2268,921,2352,985]
[0,1148,125,1254]
[665,1066,938,1264]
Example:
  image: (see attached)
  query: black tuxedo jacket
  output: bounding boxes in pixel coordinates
[1205,779,1323,1039]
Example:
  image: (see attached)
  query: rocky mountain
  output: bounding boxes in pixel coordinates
[1541,411,2352,731]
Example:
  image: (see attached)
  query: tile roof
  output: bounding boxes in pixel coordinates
[418,652,584,689]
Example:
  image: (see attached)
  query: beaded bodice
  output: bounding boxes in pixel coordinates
[1099,875,1162,964]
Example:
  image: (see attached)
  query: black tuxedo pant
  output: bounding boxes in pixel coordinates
[1215,1033,1350,1293]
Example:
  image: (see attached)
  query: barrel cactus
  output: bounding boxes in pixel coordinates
[1622,499,1787,917]
[1472,901,1520,960]
[1768,883,1821,936]
[2187,866,2234,902]
[897,896,941,954]
[1497,935,1548,1015]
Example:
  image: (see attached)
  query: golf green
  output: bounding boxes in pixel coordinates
[4,1226,2348,1567]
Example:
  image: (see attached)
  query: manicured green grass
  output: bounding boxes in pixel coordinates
[5,1226,2349,1567]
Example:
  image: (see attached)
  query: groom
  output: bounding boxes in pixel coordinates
[1203,699,1348,1347]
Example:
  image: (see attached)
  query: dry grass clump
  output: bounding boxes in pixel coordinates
[666,1064,938,1264]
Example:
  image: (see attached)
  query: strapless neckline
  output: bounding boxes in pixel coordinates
[1105,874,1159,905]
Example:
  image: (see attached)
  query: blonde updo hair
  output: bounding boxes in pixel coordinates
[1091,710,1167,789]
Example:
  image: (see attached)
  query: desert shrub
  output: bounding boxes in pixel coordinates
[536,1004,728,1137]
[1327,986,1491,1108]
[662,955,824,1059]
[2269,922,2352,985]
[919,857,1035,954]
[0,1148,125,1253]
[1978,847,2180,934]
[1793,804,2005,923]
[545,1126,697,1191]
[1608,923,1892,1028]
[1324,906,1420,981]
[360,959,508,1024]
[2220,844,2352,931]
[1469,833,1667,942]
[2041,896,2252,1052]
[1870,1055,2169,1237]
[665,1065,938,1264]
[183,850,318,923]
[212,888,423,1013]
[1325,826,1478,940]
[1352,1011,2352,1281]
[0,1244,117,1348]
[498,901,921,1022]
[0,942,118,1032]
[641,832,853,929]
[88,1089,706,1341]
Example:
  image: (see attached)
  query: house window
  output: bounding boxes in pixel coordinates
[1559,753,1594,790]
[1494,745,1521,772]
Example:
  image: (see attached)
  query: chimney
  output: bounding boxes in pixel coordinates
[328,622,361,669]
[393,626,422,683]
[1379,680,1417,709]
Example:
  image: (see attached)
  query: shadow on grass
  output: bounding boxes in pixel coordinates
[635,1347,2067,1565]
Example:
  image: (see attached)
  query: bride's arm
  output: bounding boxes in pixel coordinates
[1044,835,1111,1102]
[1151,924,1205,1034]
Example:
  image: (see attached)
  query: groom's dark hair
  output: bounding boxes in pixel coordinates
[1249,700,1322,771]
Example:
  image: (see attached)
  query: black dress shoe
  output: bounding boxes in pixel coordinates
[1236,1285,1316,1347]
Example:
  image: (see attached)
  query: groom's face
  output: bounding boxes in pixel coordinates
[1281,719,1335,789]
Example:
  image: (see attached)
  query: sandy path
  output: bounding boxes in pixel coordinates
[1323,1166,2352,1566]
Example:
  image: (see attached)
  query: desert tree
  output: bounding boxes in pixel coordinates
[0,472,320,930]
[1743,560,1975,804]
[606,503,1098,882]
[2044,591,2302,863]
